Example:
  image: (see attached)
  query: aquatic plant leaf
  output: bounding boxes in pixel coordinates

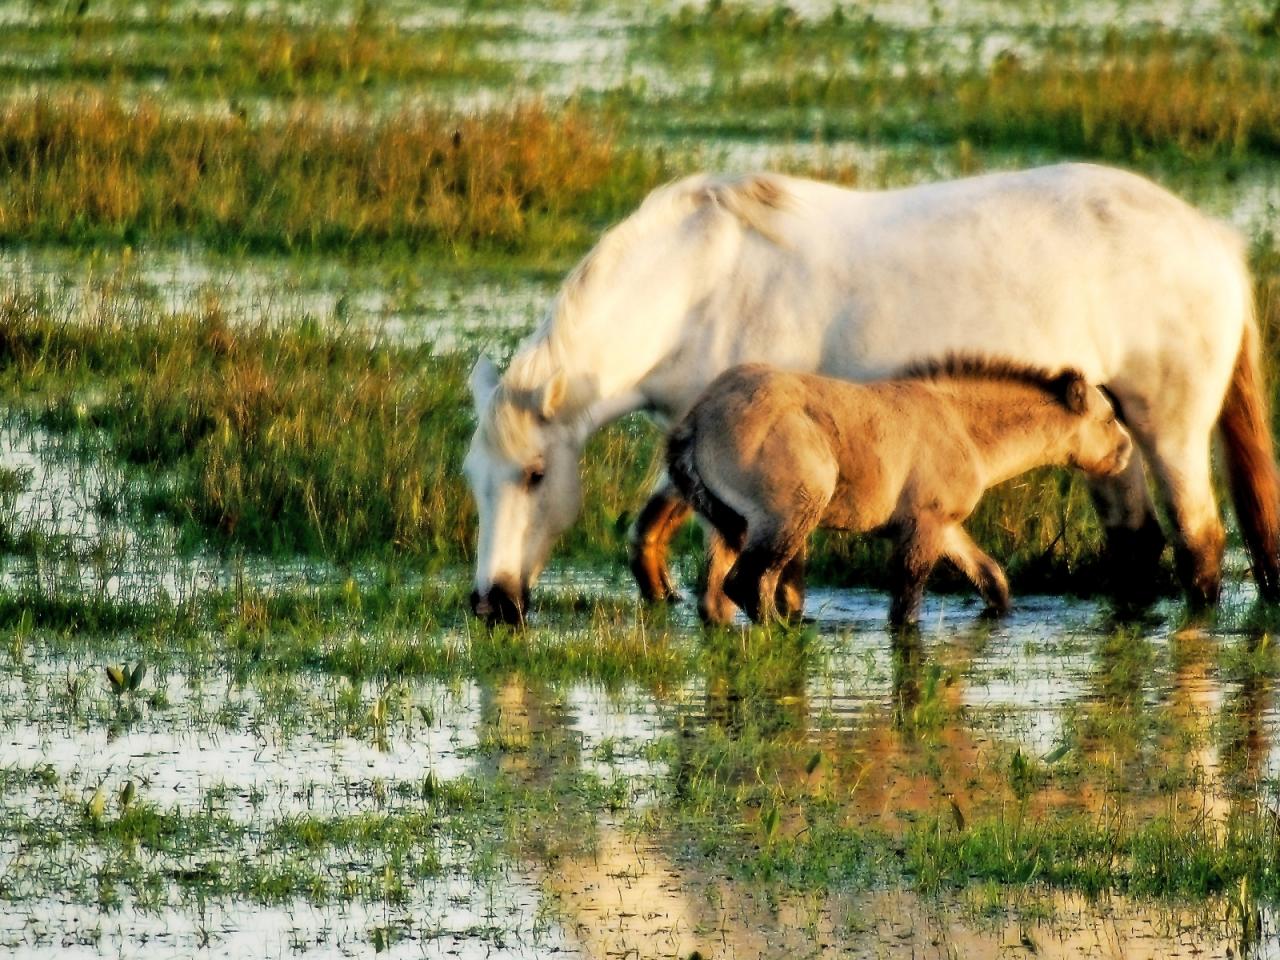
[86,787,106,821]
[105,666,126,693]
[1042,742,1071,764]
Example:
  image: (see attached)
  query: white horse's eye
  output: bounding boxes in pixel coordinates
[524,466,546,490]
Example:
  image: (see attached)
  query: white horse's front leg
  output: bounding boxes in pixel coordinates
[628,474,692,603]
[1089,450,1167,606]
[1146,436,1226,609]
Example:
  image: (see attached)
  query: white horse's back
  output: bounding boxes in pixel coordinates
[658,165,1248,408]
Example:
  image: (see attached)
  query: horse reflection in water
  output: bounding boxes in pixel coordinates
[466,619,1277,958]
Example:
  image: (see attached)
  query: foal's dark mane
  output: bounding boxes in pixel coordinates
[899,354,1085,406]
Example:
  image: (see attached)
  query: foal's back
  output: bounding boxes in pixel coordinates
[685,363,984,532]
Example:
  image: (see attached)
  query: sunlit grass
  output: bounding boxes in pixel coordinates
[0,94,663,255]
[635,9,1280,160]
[0,9,513,95]
[4,237,1278,588]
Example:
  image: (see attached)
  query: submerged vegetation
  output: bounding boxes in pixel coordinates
[4,0,1280,955]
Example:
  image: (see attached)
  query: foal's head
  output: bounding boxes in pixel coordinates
[1050,371,1133,477]
[903,356,1133,478]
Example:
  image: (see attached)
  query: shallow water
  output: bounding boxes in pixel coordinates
[5,258,1280,955]
[4,0,1280,954]
[3,580,1280,956]
[0,247,554,347]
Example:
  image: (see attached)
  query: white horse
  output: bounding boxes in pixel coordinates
[465,164,1279,624]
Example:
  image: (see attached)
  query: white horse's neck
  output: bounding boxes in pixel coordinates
[501,332,652,444]
[498,173,796,442]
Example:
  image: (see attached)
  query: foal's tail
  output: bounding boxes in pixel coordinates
[1219,317,1280,602]
[666,417,747,547]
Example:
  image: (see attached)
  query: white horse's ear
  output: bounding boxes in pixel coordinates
[537,370,568,421]
[470,355,499,407]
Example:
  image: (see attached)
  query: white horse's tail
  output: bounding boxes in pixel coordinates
[1219,309,1280,602]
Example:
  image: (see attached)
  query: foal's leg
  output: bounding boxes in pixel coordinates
[775,547,807,621]
[722,521,793,624]
[628,478,693,603]
[724,518,821,625]
[941,525,1010,616]
[888,520,944,628]
[723,429,836,624]
[698,527,739,626]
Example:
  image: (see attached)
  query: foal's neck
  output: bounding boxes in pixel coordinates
[946,383,1074,486]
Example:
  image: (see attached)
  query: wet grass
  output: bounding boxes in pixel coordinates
[2,572,1279,950]
[0,761,603,909]
[633,11,1280,161]
[639,623,1280,918]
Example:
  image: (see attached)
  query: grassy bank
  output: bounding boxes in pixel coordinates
[0,10,512,96]
[0,95,663,256]
[635,9,1280,160]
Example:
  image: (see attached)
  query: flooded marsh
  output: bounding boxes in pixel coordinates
[4,0,1280,956]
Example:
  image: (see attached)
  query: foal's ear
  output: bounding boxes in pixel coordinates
[536,370,568,422]
[470,355,500,407]
[1054,371,1089,414]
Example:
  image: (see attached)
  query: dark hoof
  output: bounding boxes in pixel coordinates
[470,584,527,626]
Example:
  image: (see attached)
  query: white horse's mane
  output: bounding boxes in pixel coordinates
[482,173,790,455]
[503,172,789,396]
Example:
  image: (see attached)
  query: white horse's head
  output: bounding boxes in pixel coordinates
[464,355,583,624]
